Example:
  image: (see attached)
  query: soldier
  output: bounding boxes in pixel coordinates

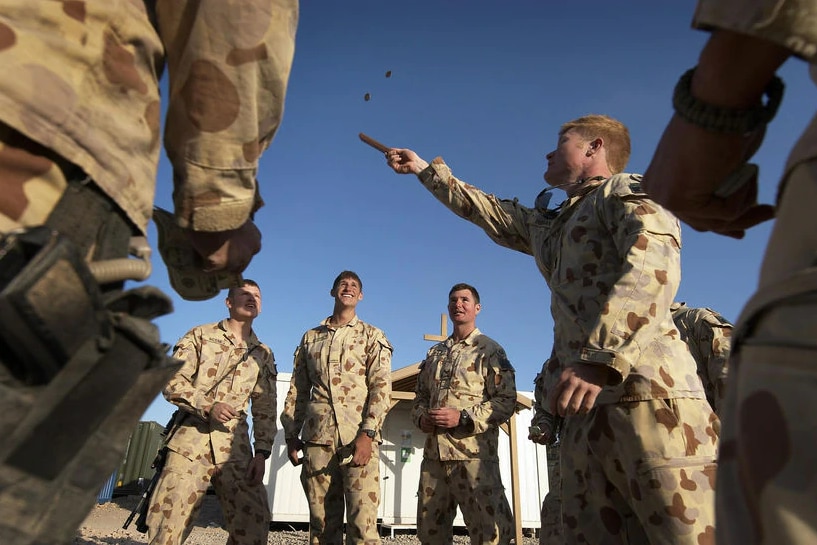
[671,302,733,415]
[0,3,297,543]
[412,283,516,545]
[384,114,718,545]
[530,301,731,544]
[146,279,277,545]
[641,1,817,542]
[280,270,393,545]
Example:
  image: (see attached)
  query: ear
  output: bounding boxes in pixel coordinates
[586,137,603,156]
[475,303,481,315]
[358,291,364,301]
[330,288,336,298]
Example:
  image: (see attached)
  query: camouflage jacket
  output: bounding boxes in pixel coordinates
[412,328,517,461]
[281,315,392,447]
[162,320,277,464]
[671,302,732,414]
[0,0,297,234]
[418,160,705,405]
[693,0,817,178]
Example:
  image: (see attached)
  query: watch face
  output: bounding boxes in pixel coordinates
[365,429,375,438]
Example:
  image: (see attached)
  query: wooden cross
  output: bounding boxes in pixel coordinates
[423,313,449,342]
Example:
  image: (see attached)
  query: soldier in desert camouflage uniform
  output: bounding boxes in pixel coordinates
[671,302,733,415]
[642,1,817,542]
[385,115,718,545]
[530,301,731,545]
[412,283,516,545]
[147,279,277,545]
[281,271,392,545]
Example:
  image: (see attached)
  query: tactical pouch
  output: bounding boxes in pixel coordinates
[0,226,105,385]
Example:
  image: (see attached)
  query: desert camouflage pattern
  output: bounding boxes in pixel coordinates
[671,302,732,414]
[412,328,517,461]
[539,444,562,545]
[0,0,297,235]
[417,457,514,545]
[300,441,382,545]
[147,450,270,545]
[162,320,277,463]
[690,3,817,544]
[281,315,392,447]
[412,328,516,545]
[560,398,718,545]
[419,163,706,405]
[417,162,715,543]
[281,315,392,545]
[146,320,276,545]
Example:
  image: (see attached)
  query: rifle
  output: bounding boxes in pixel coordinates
[123,411,180,532]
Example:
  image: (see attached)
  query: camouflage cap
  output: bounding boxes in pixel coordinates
[152,207,242,301]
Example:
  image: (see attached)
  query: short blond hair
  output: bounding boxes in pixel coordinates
[560,115,631,174]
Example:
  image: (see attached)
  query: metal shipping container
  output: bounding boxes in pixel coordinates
[115,420,164,496]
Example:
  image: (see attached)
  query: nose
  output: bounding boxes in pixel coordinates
[546,150,554,161]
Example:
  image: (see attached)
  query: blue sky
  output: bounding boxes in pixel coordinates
[141,1,815,424]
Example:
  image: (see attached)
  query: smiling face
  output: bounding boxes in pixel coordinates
[448,288,480,327]
[226,283,261,322]
[331,275,363,309]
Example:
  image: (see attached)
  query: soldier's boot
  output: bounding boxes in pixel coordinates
[0,177,180,545]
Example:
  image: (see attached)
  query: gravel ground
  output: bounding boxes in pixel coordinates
[74,495,541,545]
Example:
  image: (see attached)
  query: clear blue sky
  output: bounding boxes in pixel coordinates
[141,1,815,424]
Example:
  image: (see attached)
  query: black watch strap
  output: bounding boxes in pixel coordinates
[362,429,376,438]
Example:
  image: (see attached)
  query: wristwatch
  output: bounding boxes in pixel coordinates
[458,409,472,427]
[361,429,376,439]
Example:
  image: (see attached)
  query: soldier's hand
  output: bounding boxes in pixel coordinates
[246,454,266,485]
[552,363,608,418]
[286,437,304,466]
[352,432,373,467]
[642,115,774,238]
[209,402,238,424]
[386,148,429,175]
[418,414,436,433]
[187,220,261,273]
[428,407,460,429]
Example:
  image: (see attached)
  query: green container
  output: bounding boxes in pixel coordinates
[115,420,164,496]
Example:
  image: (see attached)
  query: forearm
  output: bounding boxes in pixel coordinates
[157,0,297,231]
[418,159,535,254]
[692,30,791,108]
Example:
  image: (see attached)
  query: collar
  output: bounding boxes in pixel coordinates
[321,314,360,329]
[448,327,481,346]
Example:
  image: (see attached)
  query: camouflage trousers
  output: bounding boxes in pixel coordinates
[147,449,270,545]
[538,443,562,545]
[561,398,718,545]
[417,458,514,545]
[716,160,817,545]
[300,442,381,545]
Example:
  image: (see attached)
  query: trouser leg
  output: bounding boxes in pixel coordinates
[212,458,271,545]
[417,458,457,545]
[147,450,214,545]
